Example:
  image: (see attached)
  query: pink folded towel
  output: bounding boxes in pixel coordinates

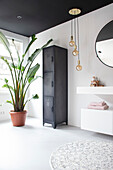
[88,104,109,110]
[90,101,106,106]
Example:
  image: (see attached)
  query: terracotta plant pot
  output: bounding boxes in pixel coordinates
[9,110,27,127]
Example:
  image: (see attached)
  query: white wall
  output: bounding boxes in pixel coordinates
[28,3,113,127]
[0,29,29,121]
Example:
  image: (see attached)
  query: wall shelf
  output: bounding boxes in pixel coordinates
[76,86,113,95]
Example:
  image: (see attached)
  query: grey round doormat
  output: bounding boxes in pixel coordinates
[50,140,113,170]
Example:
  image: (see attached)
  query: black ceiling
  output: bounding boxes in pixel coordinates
[0,0,112,37]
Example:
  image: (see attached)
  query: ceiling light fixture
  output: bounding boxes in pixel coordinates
[69,8,82,71]
[69,8,81,15]
[17,15,22,19]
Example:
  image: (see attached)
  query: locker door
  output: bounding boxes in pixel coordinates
[43,48,54,72]
[44,72,54,96]
[44,97,54,122]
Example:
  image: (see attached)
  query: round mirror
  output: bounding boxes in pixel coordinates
[95,20,113,68]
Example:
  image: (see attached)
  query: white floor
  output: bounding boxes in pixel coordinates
[0,118,113,170]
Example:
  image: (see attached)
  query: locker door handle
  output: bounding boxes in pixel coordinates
[51,56,53,62]
[51,81,54,87]
[51,107,54,112]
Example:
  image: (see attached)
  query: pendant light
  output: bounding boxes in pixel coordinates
[69,8,82,71]
[69,20,75,47]
[72,18,79,56]
[76,59,82,71]
[72,46,79,56]
[76,18,82,71]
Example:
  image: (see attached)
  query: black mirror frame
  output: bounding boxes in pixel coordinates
[95,20,113,68]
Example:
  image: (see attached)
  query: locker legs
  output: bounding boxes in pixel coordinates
[52,123,56,129]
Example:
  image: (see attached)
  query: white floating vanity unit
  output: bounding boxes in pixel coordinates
[76,86,113,135]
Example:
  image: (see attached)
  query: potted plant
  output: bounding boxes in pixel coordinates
[0,32,52,126]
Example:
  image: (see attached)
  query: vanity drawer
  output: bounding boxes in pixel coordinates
[81,108,113,135]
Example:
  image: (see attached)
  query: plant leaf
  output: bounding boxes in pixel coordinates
[27,77,34,84]
[23,94,39,108]
[4,79,8,83]
[42,39,53,49]
[27,63,40,80]
[1,57,12,73]
[23,34,37,57]
[17,64,21,70]
[27,48,41,62]
[21,66,25,71]
[12,39,20,63]
[1,56,16,93]
[27,38,53,63]
[2,84,14,92]
[6,100,13,105]
[28,75,41,84]
[32,94,39,99]
[11,62,24,71]
[0,32,12,56]
[11,63,17,69]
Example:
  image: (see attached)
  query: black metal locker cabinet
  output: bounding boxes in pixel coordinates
[43,45,68,128]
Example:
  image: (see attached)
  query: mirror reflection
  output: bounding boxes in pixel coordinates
[96,20,113,67]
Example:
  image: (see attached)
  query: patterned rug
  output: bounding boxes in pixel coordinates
[50,140,113,170]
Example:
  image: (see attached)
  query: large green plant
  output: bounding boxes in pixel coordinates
[0,32,52,112]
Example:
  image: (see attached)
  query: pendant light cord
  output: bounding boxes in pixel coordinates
[71,20,73,36]
[77,18,80,60]
[74,18,76,44]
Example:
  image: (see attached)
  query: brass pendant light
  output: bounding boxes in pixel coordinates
[69,35,75,47]
[76,59,82,71]
[76,17,82,71]
[72,45,79,56]
[72,18,79,56]
[69,20,75,47]
[69,8,82,71]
